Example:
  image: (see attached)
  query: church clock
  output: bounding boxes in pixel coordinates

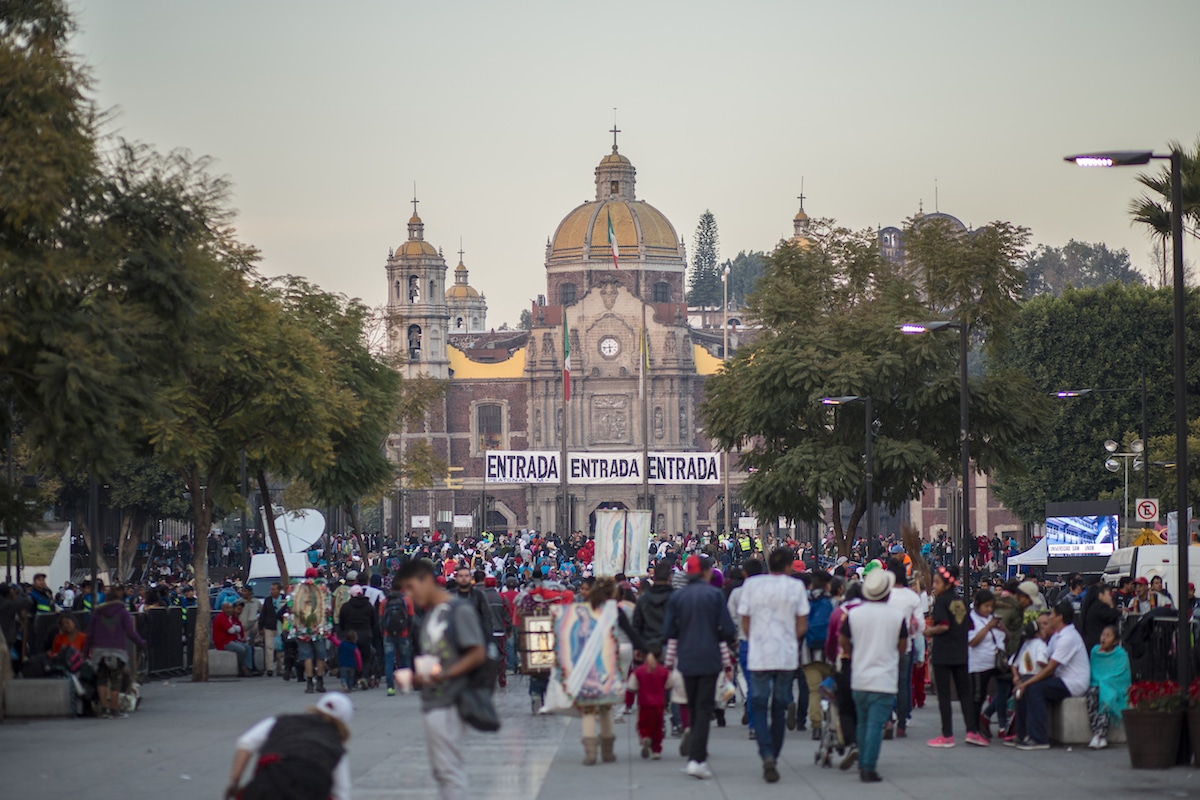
[598,336,620,358]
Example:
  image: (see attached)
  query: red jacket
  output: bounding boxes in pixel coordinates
[212,611,244,650]
[630,663,670,707]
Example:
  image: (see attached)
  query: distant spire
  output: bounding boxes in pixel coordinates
[797,176,806,211]
[610,107,620,152]
[934,178,939,213]
[918,198,924,215]
[458,236,465,264]
[412,182,419,217]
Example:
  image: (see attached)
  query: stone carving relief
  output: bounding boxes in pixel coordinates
[654,407,664,439]
[665,331,677,354]
[542,332,554,357]
[533,409,542,444]
[591,394,629,443]
[599,281,618,310]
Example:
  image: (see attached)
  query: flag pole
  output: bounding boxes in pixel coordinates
[641,303,650,521]
[560,310,570,538]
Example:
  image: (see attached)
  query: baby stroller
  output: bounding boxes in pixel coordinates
[813,676,844,768]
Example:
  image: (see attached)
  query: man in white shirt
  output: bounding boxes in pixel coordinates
[727,558,764,741]
[737,548,809,783]
[840,568,908,783]
[1012,601,1089,750]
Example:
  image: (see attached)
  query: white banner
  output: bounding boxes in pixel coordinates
[646,452,722,484]
[411,515,431,529]
[485,451,561,483]
[594,509,654,577]
[453,514,474,529]
[568,452,642,485]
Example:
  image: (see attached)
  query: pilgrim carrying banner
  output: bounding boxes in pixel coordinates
[485,450,722,486]
[594,509,653,577]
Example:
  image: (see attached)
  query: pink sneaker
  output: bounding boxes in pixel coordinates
[965,732,990,747]
[927,735,956,748]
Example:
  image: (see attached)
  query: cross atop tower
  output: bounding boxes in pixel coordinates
[411,182,419,217]
[610,107,620,152]
[458,237,465,263]
[797,177,806,211]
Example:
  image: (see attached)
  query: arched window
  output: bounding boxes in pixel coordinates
[407,324,422,361]
[477,403,503,452]
[408,276,420,303]
[560,282,576,305]
[652,281,670,303]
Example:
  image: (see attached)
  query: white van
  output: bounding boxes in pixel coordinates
[246,552,312,598]
[1102,544,1200,599]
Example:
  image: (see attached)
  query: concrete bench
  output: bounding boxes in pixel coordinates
[4,677,74,717]
[209,647,267,677]
[1049,695,1126,744]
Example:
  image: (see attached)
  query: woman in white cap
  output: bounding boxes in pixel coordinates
[225,692,353,800]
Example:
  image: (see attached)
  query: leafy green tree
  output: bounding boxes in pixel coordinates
[686,210,722,306]
[991,283,1200,522]
[1144,419,1200,517]
[1129,136,1200,247]
[518,309,533,330]
[723,250,766,307]
[1024,240,1144,297]
[702,219,1048,555]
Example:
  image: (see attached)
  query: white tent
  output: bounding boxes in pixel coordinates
[1007,537,1047,567]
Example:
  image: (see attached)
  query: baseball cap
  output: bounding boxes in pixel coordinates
[792,560,806,573]
[304,567,319,578]
[346,570,359,582]
[889,544,904,554]
[1016,581,1040,600]
[315,692,354,725]
[349,585,364,597]
[1133,576,1149,586]
[685,554,713,575]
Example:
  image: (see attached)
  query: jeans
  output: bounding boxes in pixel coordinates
[506,629,519,671]
[1015,676,1070,745]
[383,634,413,689]
[749,670,794,760]
[895,652,913,729]
[738,640,754,730]
[682,673,718,763]
[933,663,977,738]
[853,690,895,772]
[223,640,254,670]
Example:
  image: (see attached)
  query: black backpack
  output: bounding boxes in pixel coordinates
[384,592,414,638]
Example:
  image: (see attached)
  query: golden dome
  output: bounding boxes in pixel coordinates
[794,209,809,222]
[549,199,680,264]
[599,149,631,166]
[396,240,439,257]
[446,283,480,299]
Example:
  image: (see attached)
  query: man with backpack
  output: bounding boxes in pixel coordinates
[382,576,416,697]
[479,576,510,687]
[801,570,834,740]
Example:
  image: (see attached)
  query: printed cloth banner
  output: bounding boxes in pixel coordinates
[594,509,653,577]
[485,451,561,483]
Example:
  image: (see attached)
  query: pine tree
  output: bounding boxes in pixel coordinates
[686,210,722,306]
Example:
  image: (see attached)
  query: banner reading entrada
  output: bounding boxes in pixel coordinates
[484,451,721,485]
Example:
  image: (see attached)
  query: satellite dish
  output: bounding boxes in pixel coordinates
[270,509,326,553]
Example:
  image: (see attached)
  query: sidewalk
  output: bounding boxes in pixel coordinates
[0,675,1194,799]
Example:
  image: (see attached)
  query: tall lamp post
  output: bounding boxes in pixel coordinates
[900,320,971,598]
[1101,438,1145,545]
[820,396,874,559]
[722,265,731,540]
[1065,148,1189,687]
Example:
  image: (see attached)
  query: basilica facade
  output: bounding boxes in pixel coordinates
[383,142,740,537]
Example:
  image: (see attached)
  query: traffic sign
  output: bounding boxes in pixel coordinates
[1136,498,1159,522]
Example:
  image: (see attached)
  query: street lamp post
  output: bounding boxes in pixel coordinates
[722,265,731,540]
[1066,148,1189,687]
[1102,438,1145,545]
[900,320,971,598]
[820,396,874,559]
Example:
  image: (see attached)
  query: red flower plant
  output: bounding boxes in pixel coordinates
[1128,680,1185,713]
[1189,678,1200,708]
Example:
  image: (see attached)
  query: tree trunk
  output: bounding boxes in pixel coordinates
[187,466,213,683]
[901,523,931,592]
[256,470,290,585]
[346,503,370,579]
[115,512,136,583]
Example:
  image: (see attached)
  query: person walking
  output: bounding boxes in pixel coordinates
[736,548,809,783]
[225,692,353,800]
[83,585,147,719]
[259,583,282,677]
[382,576,416,696]
[398,559,487,800]
[663,554,737,780]
[884,560,924,738]
[926,566,986,747]
[839,568,908,782]
[725,558,762,739]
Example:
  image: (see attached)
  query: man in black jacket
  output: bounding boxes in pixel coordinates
[633,562,674,651]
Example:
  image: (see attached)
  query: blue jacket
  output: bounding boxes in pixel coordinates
[662,578,736,677]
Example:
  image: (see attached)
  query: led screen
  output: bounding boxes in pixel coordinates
[1045,514,1118,557]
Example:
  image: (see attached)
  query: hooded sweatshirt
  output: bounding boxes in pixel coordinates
[84,599,146,659]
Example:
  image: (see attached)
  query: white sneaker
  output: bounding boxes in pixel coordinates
[685,760,713,780]
[1088,734,1101,749]
[1096,736,1107,749]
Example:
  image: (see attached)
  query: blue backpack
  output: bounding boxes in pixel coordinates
[807,594,833,651]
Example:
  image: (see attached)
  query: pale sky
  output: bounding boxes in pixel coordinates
[73,0,1200,327]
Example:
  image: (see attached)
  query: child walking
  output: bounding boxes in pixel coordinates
[335,630,362,692]
[627,645,675,760]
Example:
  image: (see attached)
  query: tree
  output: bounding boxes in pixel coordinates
[1024,240,1145,297]
[991,283,1200,522]
[1129,136,1200,247]
[723,250,767,307]
[701,219,1048,556]
[686,210,722,306]
[518,309,533,330]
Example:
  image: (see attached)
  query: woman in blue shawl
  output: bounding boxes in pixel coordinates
[1086,625,1130,750]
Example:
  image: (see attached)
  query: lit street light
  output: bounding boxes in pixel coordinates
[899,318,972,599]
[820,395,875,560]
[1066,146,1189,687]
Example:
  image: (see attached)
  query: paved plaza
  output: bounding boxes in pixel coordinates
[1,675,1196,799]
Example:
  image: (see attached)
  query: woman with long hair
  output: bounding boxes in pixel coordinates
[556,576,649,765]
[925,566,987,747]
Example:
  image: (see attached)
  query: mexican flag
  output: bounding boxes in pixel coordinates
[607,208,619,269]
[563,311,571,402]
